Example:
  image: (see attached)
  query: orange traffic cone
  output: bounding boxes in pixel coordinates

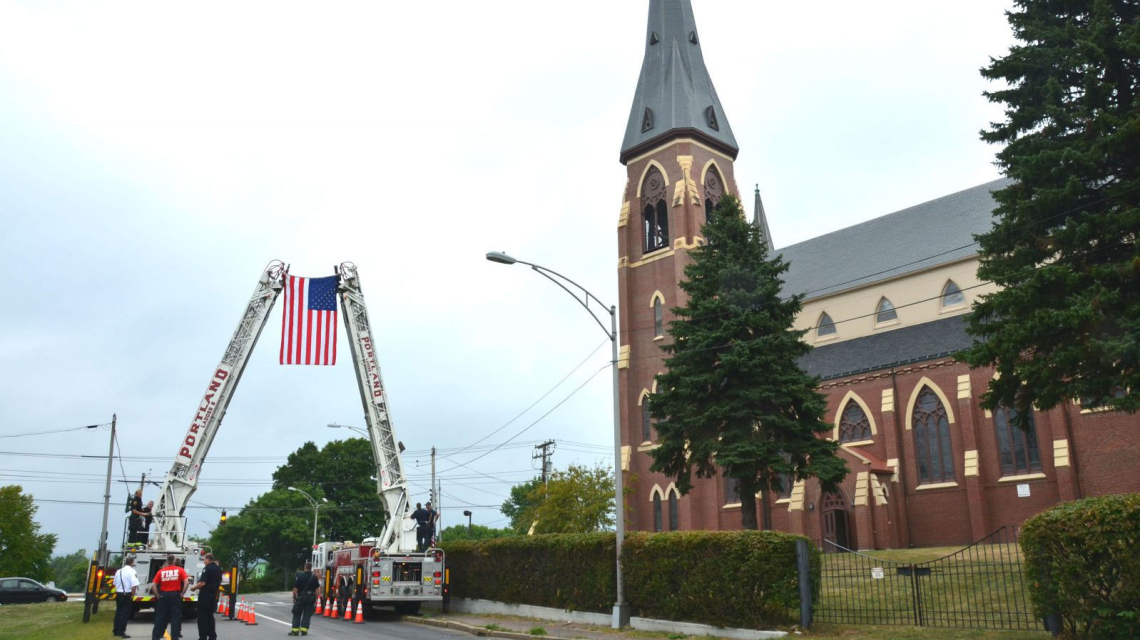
[239,598,248,623]
[247,603,259,625]
[314,597,323,616]
[217,598,224,614]
[343,599,353,620]
[223,598,231,619]
[325,598,334,618]
[353,601,365,624]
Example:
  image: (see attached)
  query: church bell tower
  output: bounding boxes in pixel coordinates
[617,0,741,532]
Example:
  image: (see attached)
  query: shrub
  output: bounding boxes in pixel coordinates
[442,529,814,628]
[622,530,816,628]
[1020,493,1140,639]
[442,533,615,612]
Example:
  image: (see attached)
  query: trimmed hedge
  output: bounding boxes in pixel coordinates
[443,533,615,613]
[443,529,816,629]
[1020,493,1140,639]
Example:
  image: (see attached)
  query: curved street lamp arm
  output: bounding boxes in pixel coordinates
[520,261,614,340]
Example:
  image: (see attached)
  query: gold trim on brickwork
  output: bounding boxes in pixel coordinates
[618,200,630,228]
[635,159,671,198]
[998,473,1047,483]
[853,472,870,506]
[957,375,972,400]
[881,388,894,413]
[787,479,806,512]
[1053,439,1070,467]
[620,446,630,472]
[915,481,959,491]
[618,345,630,369]
[964,450,979,477]
[904,376,957,429]
[625,137,737,167]
[871,474,888,505]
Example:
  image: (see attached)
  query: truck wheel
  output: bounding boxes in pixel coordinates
[395,602,421,615]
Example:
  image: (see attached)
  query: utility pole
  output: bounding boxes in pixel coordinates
[430,446,436,504]
[533,440,555,484]
[96,414,116,567]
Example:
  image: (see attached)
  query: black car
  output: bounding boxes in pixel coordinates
[0,577,68,604]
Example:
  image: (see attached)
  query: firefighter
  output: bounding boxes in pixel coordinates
[410,502,430,551]
[290,562,320,636]
[127,489,146,545]
[150,554,190,640]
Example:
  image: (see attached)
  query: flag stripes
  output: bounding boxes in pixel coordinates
[280,275,338,365]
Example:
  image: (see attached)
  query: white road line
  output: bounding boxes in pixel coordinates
[251,612,292,626]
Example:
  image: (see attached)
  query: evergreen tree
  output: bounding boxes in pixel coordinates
[962,0,1140,418]
[648,195,846,530]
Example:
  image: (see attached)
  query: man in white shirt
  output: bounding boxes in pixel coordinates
[112,556,139,638]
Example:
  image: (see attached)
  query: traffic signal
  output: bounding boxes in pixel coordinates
[219,510,227,526]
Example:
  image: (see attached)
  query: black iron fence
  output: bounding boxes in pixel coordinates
[813,527,1042,631]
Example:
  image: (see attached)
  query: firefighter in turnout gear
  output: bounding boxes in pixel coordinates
[290,562,321,636]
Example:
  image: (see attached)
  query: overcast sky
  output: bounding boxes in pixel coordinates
[0,0,1016,557]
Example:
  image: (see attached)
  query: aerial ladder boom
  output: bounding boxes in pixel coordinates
[150,260,287,552]
[336,262,415,553]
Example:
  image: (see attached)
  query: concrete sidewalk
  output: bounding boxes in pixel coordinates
[412,599,788,640]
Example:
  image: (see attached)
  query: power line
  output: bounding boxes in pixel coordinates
[0,423,109,439]
[438,363,611,475]
[436,340,607,464]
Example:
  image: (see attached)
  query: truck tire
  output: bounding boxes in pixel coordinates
[395,602,421,615]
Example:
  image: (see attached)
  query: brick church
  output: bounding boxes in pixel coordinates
[616,0,1140,549]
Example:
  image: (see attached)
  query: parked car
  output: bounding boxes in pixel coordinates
[0,577,68,604]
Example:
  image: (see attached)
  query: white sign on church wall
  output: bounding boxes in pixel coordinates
[1017,483,1031,498]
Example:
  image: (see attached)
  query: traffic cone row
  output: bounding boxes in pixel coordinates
[324,598,333,618]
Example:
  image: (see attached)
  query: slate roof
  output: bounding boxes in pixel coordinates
[778,178,1013,300]
[620,0,739,163]
[798,314,972,380]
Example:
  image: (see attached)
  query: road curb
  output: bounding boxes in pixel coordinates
[403,615,574,640]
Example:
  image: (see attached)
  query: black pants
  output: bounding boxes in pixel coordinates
[152,591,183,640]
[113,593,133,636]
[128,520,143,544]
[197,596,217,640]
[417,525,431,551]
[291,592,316,631]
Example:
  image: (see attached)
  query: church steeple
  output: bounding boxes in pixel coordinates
[620,0,739,164]
[754,184,774,251]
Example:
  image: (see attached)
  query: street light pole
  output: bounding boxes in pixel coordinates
[485,251,629,628]
[288,487,326,548]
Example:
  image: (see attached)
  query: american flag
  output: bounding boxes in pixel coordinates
[280,275,339,365]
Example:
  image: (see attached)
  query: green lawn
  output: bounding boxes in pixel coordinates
[0,601,117,640]
[816,544,1038,631]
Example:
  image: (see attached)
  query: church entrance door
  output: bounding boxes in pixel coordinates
[821,492,850,550]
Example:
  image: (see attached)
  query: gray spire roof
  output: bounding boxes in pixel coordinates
[754,184,774,251]
[620,0,739,164]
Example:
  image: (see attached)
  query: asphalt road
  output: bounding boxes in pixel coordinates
[120,592,469,640]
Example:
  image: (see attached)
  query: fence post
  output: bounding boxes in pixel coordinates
[795,539,813,630]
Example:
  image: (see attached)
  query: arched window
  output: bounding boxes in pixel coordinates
[942,280,966,308]
[653,493,663,532]
[653,297,664,338]
[912,387,955,484]
[668,490,678,531]
[994,407,1042,476]
[876,298,898,324]
[703,166,724,224]
[817,312,837,338]
[724,475,741,505]
[642,167,669,253]
[838,401,872,443]
[641,401,652,442]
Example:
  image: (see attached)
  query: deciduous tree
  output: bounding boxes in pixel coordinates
[500,478,542,534]
[0,485,57,581]
[527,464,615,534]
[962,0,1140,418]
[272,438,384,542]
[648,195,847,530]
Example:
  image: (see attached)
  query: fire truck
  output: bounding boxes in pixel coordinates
[116,261,446,616]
